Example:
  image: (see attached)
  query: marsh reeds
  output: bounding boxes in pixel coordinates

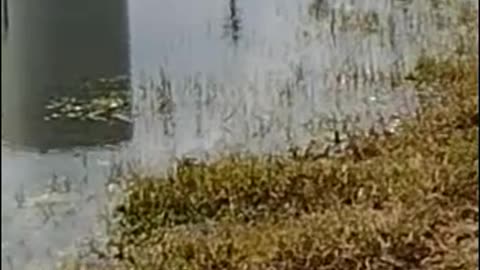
[60,2,477,269]
[95,38,477,270]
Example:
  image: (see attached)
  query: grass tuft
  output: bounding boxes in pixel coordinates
[97,51,478,269]
[60,5,478,270]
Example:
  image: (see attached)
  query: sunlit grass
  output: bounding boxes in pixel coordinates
[58,3,478,270]
[97,51,477,269]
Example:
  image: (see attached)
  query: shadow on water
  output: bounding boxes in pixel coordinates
[1,0,130,268]
[1,0,473,268]
[1,0,131,152]
[2,0,8,34]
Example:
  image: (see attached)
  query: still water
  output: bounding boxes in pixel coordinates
[1,0,471,268]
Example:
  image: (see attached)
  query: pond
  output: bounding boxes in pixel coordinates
[1,0,471,268]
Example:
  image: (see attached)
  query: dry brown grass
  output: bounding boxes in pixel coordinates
[60,6,478,270]
[99,55,477,270]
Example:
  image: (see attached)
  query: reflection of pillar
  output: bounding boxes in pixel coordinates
[308,0,329,21]
[1,0,131,151]
[223,0,241,45]
[2,0,9,32]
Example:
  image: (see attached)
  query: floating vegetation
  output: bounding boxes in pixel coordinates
[44,74,179,124]
[337,9,381,35]
[44,76,131,123]
[44,92,130,123]
[307,3,381,36]
[306,0,466,41]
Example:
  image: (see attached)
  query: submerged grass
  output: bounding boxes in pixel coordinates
[61,7,478,270]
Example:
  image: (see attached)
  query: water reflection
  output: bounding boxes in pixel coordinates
[1,0,130,268]
[308,0,330,21]
[1,0,131,151]
[127,0,462,170]
[2,0,9,34]
[223,0,242,46]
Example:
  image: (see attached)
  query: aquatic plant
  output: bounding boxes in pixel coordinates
[44,76,131,123]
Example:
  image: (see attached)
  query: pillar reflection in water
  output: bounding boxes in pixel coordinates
[1,0,131,151]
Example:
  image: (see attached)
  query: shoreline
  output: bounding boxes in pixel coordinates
[58,4,478,270]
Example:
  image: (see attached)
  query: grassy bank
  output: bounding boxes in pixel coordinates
[61,8,478,270]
